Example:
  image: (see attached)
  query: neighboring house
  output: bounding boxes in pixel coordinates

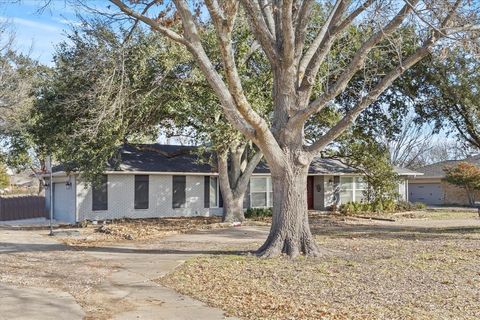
[2,168,39,194]
[45,144,420,223]
[408,155,480,206]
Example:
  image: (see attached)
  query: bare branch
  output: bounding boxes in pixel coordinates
[298,0,375,92]
[239,0,279,63]
[293,0,418,126]
[297,0,349,82]
[109,0,189,46]
[307,44,432,153]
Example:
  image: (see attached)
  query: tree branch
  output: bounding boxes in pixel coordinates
[239,0,279,63]
[292,0,418,126]
[307,44,433,154]
[109,0,189,46]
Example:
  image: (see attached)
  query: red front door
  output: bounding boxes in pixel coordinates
[307,176,314,210]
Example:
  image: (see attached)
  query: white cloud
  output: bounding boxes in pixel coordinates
[0,16,60,33]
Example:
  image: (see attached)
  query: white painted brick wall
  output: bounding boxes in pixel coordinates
[76,174,222,221]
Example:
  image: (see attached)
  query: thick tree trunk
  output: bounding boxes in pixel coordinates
[223,193,245,223]
[217,143,263,223]
[256,162,320,258]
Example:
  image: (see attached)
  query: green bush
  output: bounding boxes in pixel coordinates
[245,207,272,219]
[413,202,427,210]
[339,200,426,215]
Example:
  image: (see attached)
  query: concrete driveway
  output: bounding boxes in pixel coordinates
[0,225,269,319]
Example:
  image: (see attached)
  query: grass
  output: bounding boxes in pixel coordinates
[159,216,480,320]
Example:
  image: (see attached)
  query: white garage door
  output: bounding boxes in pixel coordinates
[409,183,443,205]
[53,183,76,223]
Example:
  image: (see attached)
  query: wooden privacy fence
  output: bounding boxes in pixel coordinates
[0,196,47,221]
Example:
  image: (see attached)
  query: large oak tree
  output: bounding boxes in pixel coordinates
[107,0,479,257]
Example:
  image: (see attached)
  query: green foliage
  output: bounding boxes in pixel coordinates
[396,200,426,211]
[0,162,9,189]
[334,137,400,202]
[339,200,426,215]
[32,18,272,182]
[32,21,184,181]
[443,162,480,205]
[0,49,49,171]
[245,207,272,219]
[399,50,480,149]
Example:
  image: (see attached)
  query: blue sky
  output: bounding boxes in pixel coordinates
[0,0,110,65]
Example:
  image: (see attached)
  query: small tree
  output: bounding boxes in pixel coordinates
[336,137,399,202]
[443,162,480,206]
[0,163,9,190]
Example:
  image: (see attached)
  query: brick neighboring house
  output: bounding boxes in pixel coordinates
[408,155,480,206]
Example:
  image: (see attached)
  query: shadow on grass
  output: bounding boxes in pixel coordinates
[0,241,253,256]
[310,219,480,241]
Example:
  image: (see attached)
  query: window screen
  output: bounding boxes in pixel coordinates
[135,175,149,209]
[172,176,186,208]
[92,175,108,211]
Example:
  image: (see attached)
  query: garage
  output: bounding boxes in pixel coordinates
[409,183,443,205]
[53,182,76,223]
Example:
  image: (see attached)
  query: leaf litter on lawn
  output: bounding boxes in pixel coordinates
[159,217,480,320]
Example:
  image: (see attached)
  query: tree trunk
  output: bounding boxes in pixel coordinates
[466,187,475,206]
[223,193,245,223]
[256,162,320,258]
[217,143,263,223]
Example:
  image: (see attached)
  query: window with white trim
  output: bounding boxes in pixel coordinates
[340,176,368,204]
[250,177,273,208]
[209,176,219,208]
[340,177,354,204]
[354,177,367,202]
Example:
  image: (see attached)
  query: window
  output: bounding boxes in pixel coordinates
[134,175,149,209]
[250,177,273,208]
[172,175,186,208]
[204,176,219,208]
[210,177,219,207]
[339,176,368,204]
[354,177,367,202]
[340,177,354,204]
[92,175,108,211]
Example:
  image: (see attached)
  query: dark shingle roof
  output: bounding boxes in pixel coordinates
[53,144,421,176]
[114,144,215,173]
[415,155,480,177]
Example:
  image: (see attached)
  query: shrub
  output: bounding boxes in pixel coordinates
[413,202,427,210]
[339,200,426,215]
[245,207,272,219]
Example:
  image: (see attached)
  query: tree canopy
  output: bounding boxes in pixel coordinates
[444,162,480,206]
[400,51,480,150]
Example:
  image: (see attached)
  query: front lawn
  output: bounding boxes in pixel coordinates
[159,216,480,320]
[59,216,223,247]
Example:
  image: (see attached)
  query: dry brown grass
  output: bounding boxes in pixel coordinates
[0,239,125,319]
[159,216,480,320]
[60,216,224,247]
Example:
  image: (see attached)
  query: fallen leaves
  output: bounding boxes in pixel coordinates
[59,216,224,246]
[159,216,480,320]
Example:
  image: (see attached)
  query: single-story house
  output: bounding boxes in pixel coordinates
[45,144,420,223]
[408,155,480,206]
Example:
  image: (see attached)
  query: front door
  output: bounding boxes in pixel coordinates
[307,176,314,210]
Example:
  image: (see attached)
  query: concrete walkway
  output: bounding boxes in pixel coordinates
[0,284,85,320]
[82,226,268,319]
[0,226,268,319]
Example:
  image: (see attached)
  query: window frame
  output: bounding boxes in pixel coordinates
[172,175,186,209]
[92,175,108,211]
[250,176,273,208]
[209,176,220,208]
[339,176,368,204]
[134,175,149,210]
